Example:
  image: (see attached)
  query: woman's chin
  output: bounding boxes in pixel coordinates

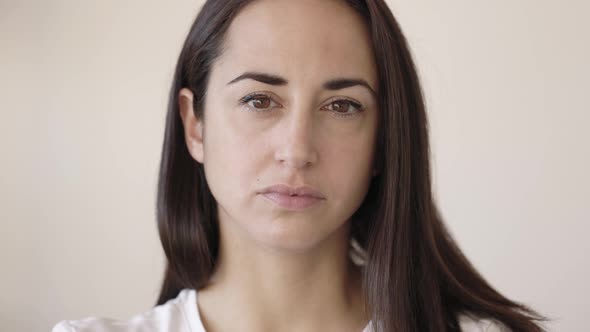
[247,218,347,255]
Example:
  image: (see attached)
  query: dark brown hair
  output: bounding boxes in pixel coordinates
[155,0,548,331]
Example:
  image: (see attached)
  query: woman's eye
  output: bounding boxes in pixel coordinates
[248,96,271,109]
[323,99,363,117]
[239,94,363,117]
[239,94,278,112]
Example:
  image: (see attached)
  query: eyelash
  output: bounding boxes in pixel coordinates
[237,92,364,118]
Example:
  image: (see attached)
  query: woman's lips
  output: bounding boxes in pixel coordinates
[260,192,324,210]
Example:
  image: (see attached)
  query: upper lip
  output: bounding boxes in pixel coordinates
[258,184,325,199]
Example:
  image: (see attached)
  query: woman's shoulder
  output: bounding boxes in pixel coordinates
[52,289,509,332]
[360,313,510,332]
[51,289,204,332]
[457,312,511,332]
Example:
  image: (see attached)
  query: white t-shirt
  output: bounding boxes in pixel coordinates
[52,288,510,332]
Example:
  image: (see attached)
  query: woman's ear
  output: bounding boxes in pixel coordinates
[178,88,205,164]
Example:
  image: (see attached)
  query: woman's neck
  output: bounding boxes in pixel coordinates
[195,213,369,332]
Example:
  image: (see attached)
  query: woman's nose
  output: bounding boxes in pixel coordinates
[273,111,319,169]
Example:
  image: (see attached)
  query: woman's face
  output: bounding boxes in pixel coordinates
[181,0,378,252]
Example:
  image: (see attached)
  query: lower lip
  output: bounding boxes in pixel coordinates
[260,192,323,210]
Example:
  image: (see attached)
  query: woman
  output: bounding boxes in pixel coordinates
[53,0,548,331]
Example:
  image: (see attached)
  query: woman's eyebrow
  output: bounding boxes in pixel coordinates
[227,72,287,86]
[226,71,376,97]
[324,78,376,97]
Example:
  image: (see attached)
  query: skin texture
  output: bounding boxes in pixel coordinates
[179,0,378,331]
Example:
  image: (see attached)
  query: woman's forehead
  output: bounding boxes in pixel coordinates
[214,0,377,90]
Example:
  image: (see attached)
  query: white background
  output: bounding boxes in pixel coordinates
[1,0,588,331]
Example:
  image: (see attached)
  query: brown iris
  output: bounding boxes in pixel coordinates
[251,96,271,109]
[330,101,349,112]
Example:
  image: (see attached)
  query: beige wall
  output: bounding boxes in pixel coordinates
[1,1,588,331]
